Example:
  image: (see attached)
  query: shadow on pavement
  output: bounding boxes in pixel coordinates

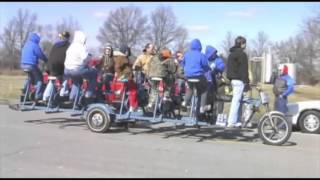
[24,117,87,129]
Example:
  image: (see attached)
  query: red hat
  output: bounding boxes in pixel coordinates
[282,65,288,75]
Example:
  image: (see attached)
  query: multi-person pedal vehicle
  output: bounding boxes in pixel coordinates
[11,61,292,146]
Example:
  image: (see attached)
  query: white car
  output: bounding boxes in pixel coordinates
[286,100,320,134]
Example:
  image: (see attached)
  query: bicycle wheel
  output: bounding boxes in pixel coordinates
[258,112,292,146]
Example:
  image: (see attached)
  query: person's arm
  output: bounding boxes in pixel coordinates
[282,76,295,97]
[133,55,142,69]
[201,54,211,72]
[242,52,249,84]
[35,44,48,62]
[215,57,225,73]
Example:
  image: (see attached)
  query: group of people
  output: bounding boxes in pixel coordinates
[20,30,294,128]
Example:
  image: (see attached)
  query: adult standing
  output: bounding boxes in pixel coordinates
[226,36,249,128]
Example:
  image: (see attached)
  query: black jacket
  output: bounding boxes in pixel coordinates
[226,47,249,83]
[48,40,70,76]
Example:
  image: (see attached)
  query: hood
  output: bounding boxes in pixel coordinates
[28,33,40,44]
[205,45,217,60]
[72,31,86,45]
[190,39,202,51]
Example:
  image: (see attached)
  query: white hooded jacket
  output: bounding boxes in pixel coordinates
[64,31,90,70]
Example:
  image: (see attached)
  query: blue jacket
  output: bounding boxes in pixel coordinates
[21,33,48,66]
[204,45,225,82]
[181,39,210,78]
[280,74,295,97]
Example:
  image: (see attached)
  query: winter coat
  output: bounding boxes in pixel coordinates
[204,45,225,83]
[21,32,48,66]
[114,51,133,80]
[279,74,295,97]
[133,53,154,76]
[148,54,166,78]
[64,31,91,70]
[181,39,210,78]
[226,46,249,83]
[47,40,70,76]
[98,55,115,74]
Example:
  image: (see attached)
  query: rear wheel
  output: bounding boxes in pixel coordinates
[86,107,112,133]
[298,110,320,134]
[258,113,292,146]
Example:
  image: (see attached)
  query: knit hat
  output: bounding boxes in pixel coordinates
[282,65,288,75]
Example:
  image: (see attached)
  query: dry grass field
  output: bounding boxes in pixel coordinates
[0,74,319,106]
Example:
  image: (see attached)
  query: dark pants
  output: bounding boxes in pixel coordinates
[101,72,114,92]
[274,96,288,114]
[184,75,208,113]
[64,66,98,98]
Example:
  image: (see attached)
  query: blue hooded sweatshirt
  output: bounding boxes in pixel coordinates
[181,39,210,77]
[280,74,295,97]
[204,45,225,82]
[21,32,48,66]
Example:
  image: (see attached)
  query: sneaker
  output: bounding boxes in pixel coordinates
[129,106,137,112]
[235,122,242,127]
[226,123,242,129]
[181,101,187,111]
[145,104,153,112]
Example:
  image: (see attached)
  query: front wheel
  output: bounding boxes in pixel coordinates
[258,112,292,146]
[86,107,112,133]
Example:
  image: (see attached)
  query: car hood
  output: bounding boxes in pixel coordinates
[287,100,320,116]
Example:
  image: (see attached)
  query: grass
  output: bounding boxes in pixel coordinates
[0,75,26,101]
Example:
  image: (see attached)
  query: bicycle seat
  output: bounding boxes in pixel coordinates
[151,77,162,81]
[118,79,128,83]
[187,78,200,83]
[23,69,32,73]
[48,76,58,80]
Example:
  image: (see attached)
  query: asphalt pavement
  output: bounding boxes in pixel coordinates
[0,104,319,178]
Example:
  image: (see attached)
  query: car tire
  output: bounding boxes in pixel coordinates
[298,110,320,134]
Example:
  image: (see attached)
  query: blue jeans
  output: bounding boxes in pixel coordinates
[274,96,288,114]
[227,80,244,125]
[21,64,43,99]
[64,66,97,98]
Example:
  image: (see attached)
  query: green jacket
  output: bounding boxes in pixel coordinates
[148,54,166,78]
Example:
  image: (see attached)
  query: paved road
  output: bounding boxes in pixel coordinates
[0,104,319,178]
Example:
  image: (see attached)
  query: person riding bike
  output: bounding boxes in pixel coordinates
[181,39,210,119]
[64,31,98,105]
[96,44,115,94]
[20,32,48,103]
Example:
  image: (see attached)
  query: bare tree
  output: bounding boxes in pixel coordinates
[96,5,148,52]
[147,5,188,53]
[172,28,189,53]
[37,24,55,56]
[15,9,38,52]
[220,31,234,57]
[56,16,81,40]
[0,9,37,70]
[251,31,270,57]
[0,18,20,69]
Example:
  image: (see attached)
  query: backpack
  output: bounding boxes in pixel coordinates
[273,77,287,96]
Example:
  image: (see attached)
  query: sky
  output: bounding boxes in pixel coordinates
[1,2,319,54]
